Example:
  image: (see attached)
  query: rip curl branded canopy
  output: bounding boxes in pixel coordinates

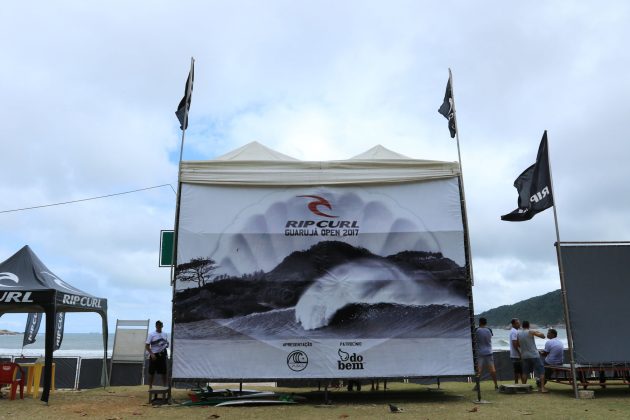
[0,245,108,402]
[172,142,475,382]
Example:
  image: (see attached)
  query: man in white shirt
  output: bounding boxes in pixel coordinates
[509,318,525,384]
[145,320,169,389]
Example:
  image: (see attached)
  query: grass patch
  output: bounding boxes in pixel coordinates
[2,380,630,419]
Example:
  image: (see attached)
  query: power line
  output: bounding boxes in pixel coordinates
[0,184,177,214]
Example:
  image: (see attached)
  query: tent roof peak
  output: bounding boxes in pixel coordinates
[215,141,299,161]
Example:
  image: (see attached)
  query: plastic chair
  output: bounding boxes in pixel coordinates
[0,362,24,400]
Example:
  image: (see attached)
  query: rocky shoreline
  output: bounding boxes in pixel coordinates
[0,329,18,335]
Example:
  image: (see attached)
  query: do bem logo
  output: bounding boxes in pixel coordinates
[337,349,364,370]
[287,350,308,371]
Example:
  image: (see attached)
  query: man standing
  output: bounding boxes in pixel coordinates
[509,318,525,384]
[145,320,169,389]
[540,328,563,384]
[474,317,498,390]
[517,321,547,393]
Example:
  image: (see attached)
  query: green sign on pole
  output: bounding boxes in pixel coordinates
[160,230,174,267]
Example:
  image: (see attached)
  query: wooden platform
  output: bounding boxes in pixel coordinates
[148,386,171,404]
[547,364,630,389]
[498,384,533,394]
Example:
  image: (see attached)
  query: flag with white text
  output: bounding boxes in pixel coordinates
[54,312,65,350]
[501,131,553,221]
[22,312,42,347]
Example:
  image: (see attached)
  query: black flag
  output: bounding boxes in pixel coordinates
[175,59,194,130]
[438,78,456,138]
[23,312,65,350]
[23,312,43,347]
[501,131,553,221]
[54,312,65,351]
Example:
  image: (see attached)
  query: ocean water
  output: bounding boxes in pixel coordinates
[0,333,115,358]
[490,327,568,351]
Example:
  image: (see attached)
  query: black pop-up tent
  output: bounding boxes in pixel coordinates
[0,245,108,402]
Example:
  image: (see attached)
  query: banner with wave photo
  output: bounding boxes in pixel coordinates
[172,180,474,379]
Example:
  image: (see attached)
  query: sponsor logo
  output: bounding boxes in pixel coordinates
[55,313,64,346]
[41,271,83,294]
[0,291,33,303]
[530,186,550,203]
[26,313,40,340]
[0,272,20,288]
[337,349,364,370]
[62,294,102,308]
[287,350,308,372]
[285,195,360,237]
[297,195,337,218]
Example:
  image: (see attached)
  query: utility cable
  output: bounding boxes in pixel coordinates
[0,184,176,214]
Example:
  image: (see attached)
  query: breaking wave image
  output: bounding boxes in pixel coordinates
[173,244,471,341]
[177,303,470,340]
[295,259,467,330]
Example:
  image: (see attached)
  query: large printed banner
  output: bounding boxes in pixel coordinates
[172,179,474,379]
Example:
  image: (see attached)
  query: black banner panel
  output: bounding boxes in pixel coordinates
[560,244,630,364]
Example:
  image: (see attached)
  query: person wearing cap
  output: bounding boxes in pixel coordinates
[145,320,169,388]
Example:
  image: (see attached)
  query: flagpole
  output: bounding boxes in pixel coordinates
[447,68,481,401]
[177,57,194,165]
[169,57,194,392]
[546,133,580,399]
[448,68,475,286]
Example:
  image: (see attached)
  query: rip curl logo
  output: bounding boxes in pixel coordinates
[297,195,338,218]
[0,291,33,303]
[41,271,83,294]
[62,294,102,309]
[0,272,20,288]
[287,350,308,371]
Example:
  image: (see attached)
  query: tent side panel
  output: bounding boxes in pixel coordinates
[172,179,474,379]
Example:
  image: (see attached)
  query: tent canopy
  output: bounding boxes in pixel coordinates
[0,245,107,314]
[180,142,460,185]
[0,245,108,402]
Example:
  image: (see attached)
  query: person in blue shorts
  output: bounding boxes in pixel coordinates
[474,317,498,390]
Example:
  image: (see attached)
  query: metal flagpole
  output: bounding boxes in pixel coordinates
[447,69,481,401]
[449,68,475,286]
[546,133,580,399]
[169,57,194,391]
[171,56,195,286]
[177,57,195,166]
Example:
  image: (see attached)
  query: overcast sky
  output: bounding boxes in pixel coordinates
[1,1,629,333]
